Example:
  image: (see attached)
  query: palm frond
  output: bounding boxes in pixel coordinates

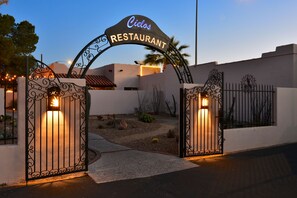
[178,45,189,52]
[143,36,190,68]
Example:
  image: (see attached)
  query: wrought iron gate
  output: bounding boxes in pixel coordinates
[180,70,224,157]
[0,74,17,145]
[25,62,88,180]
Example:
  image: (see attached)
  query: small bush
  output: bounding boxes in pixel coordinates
[167,129,176,138]
[106,120,115,126]
[151,137,159,143]
[139,113,155,123]
[97,125,104,129]
[97,115,104,120]
[0,115,12,122]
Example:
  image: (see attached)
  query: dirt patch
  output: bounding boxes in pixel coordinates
[122,134,178,155]
[89,115,161,139]
[89,114,178,156]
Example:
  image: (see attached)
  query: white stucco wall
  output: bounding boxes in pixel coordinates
[94,64,115,83]
[140,65,181,114]
[0,77,26,185]
[89,90,146,115]
[88,64,141,90]
[49,62,69,73]
[191,44,297,87]
[224,87,297,153]
[112,64,140,90]
[0,89,18,111]
[139,44,297,116]
[141,66,161,76]
[5,92,17,108]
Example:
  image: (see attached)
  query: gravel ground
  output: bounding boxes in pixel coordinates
[88,114,178,156]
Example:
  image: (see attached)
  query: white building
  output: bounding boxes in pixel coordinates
[87,63,162,90]
[138,43,297,114]
[190,44,297,87]
[49,43,297,113]
[50,62,162,90]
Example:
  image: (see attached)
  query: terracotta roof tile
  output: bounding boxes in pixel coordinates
[55,74,116,87]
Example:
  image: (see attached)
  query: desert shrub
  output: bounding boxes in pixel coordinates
[151,86,162,115]
[97,115,104,120]
[0,115,12,122]
[167,129,176,138]
[0,131,4,139]
[151,137,159,143]
[139,113,155,123]
[97,125,104,129]
[165,94,177,117]
[106,120,115,126]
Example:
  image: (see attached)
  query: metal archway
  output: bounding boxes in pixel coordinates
[67,15,193,84]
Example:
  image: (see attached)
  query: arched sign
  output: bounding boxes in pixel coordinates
[67,15,193,83]
[105,15,170,52]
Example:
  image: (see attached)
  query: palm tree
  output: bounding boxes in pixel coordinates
[143,36,190,70]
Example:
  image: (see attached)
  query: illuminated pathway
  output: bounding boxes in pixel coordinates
[87,133,198,184]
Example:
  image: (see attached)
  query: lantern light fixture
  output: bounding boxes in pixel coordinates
[47,86,61,111]
[201,92,209,109]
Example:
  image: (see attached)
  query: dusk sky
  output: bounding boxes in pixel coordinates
[1,0,297,68]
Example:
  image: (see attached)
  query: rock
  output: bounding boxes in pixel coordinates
[97,115,104,120]
[118,119,128,130]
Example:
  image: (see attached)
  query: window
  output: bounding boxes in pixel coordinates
[124,87,138,90]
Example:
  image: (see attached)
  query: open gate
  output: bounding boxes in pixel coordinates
[25,60,88,181]
[180,70,224,157]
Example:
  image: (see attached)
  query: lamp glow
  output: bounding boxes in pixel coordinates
[201,92,209,109]
[48,87,61,111]
[50,96,59,107]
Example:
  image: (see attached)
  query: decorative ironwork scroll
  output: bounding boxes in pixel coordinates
[29,59,60,81]
[67,15,193,84]
[26,60,88,180]
[67,34,111,77]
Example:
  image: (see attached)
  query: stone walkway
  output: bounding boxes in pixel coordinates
[87,133,197,184]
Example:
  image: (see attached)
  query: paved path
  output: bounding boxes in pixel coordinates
[88,133,197,184]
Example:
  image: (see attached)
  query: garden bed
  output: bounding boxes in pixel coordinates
[88,114,178,156]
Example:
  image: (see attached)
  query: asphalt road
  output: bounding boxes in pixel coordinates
[1,143,297,198]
